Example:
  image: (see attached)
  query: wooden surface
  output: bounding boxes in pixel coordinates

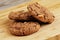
[47,34,60,40]
[0,0,60,40]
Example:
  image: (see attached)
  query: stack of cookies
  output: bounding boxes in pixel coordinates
[8,2,55,36]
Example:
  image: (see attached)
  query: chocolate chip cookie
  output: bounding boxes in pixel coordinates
[8,10,34,21]
[9,21,40,36]
[27,2,55,23]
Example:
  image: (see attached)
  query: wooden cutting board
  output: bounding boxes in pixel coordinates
[47,34,60,40]
[0,0,60,40]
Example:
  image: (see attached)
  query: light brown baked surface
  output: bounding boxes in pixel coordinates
[27,2,55,23]
[9,21,40,36]
[0,0,60,40]
[8,10,32,21]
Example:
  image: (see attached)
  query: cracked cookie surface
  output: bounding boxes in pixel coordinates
[8,10,34,21]
[27,2,55,23]
[9,21,40,36]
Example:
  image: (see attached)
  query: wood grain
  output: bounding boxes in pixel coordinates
[47,34,60,40]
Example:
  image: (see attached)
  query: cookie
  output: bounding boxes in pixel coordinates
[9,21,40,36]
[27,2,55,23]
[8,10,34,21]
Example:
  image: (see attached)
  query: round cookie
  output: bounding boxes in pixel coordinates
[9,21,40,36]
[8,10,33,21]
[27,2,55,23]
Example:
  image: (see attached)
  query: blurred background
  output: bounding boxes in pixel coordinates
[0,0,30,10]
